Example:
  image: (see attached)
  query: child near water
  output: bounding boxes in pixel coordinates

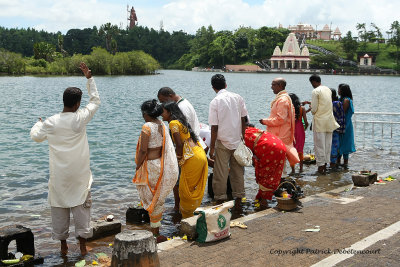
[289,93,310,173]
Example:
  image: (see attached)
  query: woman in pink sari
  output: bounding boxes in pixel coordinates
[133,100,179,242]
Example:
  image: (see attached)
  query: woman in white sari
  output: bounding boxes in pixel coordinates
[133,99,178,242]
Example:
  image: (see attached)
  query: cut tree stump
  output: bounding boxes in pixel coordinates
[111,230,159,267]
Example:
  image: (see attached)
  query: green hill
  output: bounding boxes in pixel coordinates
[306,39,398,69]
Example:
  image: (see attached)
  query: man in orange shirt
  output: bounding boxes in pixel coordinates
[260,77,298,176]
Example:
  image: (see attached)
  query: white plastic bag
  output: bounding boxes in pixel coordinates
[195,201,234,242]
[233,140,253,167]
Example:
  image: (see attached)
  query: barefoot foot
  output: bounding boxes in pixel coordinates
[60,240,68,256]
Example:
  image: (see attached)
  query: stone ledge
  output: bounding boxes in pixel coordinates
[88,220,122,241]
[179,214,200,240]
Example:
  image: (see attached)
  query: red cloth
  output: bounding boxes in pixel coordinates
[244,127,286,200]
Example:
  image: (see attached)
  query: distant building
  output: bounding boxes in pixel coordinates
[332,27,342,40]
[317,24,331,40]
[287,23,341,40]
[359,54,373,66]
[270,33,310,69]
[288,23,316,40]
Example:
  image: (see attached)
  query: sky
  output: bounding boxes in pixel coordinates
[0,0,399,37]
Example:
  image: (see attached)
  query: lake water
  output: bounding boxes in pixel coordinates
[0,70,399,264]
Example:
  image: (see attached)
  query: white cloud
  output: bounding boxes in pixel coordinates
[0,0,399,36]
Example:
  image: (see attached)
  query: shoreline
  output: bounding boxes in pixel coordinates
[192,68,400,76]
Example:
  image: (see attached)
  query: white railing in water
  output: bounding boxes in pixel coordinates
[354,112,400,150]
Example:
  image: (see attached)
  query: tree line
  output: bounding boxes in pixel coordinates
[0,24,290,74]
[1,21,399,74]
[0,46,160,75]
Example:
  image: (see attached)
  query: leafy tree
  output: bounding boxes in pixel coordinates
[110,39,118,55]
[254,27,288,60]
[189,25,215,66]
[370,23,383,50]
[233,27,252,62]
[388,20,400,67]
[99,23,119,52]
[64,27,102,55]
[85,47,112,75]
[0,27,58,57]
[341,31,358,60]
[33,42,56,62]
[57,32,68,56]
[310,54,338,70]
[209,31,235,66]
[0,49,25,74]
[356,23,368,50]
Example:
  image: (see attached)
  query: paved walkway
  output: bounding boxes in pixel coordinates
[158,170,400,267]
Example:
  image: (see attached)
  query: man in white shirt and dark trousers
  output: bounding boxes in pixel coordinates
[30,62,100,256]
[208,74,248,210]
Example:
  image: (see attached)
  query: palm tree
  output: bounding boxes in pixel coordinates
[99,23,119,52]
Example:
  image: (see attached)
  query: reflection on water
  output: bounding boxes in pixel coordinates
[0,71,399,265]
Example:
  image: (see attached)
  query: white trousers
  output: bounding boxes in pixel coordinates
[50,193,92,240]
[313,131,333,167]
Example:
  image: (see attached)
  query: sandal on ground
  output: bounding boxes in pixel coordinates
[230,221,248,229]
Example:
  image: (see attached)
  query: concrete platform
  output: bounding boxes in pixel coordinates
[158,170,400,266]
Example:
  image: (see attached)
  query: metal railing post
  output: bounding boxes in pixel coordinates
[381,123,384,149]
[354,112,400,150]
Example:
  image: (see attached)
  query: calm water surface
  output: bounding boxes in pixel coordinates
[0,70,399,265]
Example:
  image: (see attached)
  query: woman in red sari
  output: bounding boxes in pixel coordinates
[244,127,286,207]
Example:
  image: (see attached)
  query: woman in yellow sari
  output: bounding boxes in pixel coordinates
[133,100,179,242]
[161,101,208,218]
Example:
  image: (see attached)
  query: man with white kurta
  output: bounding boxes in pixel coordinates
[308,74,339,174]
[30,62,100,256]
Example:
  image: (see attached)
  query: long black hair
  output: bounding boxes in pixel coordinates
[141,99,163,119]
[330,88,339,101]
[338,83,353,100]
[162,101,198,143]
[289,93,301,119]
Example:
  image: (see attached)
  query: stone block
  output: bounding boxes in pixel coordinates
[126,207,150,224]
[0,225,34,260]
[88,220,122,241]
[179,214,200,240]
[111,230,159,267]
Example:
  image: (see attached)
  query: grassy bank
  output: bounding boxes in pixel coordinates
[306,39,398,69]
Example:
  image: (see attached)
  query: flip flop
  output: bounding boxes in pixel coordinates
[230,221,248,229]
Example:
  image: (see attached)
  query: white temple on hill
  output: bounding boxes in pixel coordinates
[269,33,310,70]
[286,23,342,40]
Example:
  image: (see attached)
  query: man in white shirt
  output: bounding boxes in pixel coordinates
[309,74,339,174]
[30,62,100,256]
[208,74,248,209]
[157,87,205,210]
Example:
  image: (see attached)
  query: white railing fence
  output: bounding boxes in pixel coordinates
[354,112,400,150]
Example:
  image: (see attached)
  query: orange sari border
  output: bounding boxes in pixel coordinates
[132,123,166,216]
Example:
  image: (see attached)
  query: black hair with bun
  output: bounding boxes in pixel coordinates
[141,99,163,118]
